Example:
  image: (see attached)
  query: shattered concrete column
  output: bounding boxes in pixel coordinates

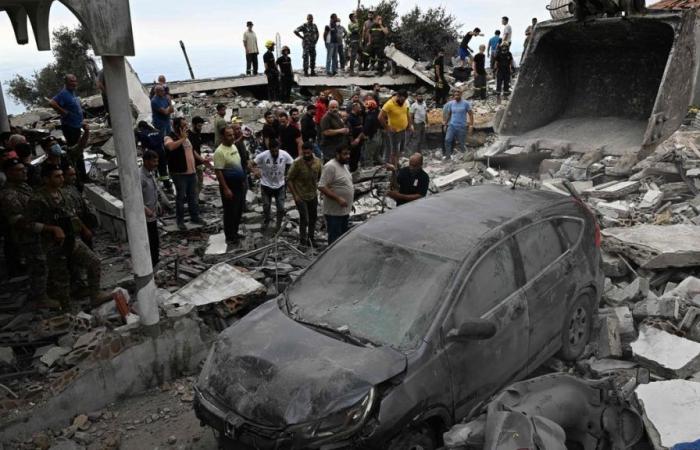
[0,87,9,133]
[101,55,159,326]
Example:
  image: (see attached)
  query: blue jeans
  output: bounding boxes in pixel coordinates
[444,125,467,157]
[326,43,339,74]
[171,173,200,224]
[325,215,349,245]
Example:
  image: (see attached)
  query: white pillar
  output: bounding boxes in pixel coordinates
[101,55,159,326]
[0,88,10,133]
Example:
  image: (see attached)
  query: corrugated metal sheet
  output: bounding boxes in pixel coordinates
[649,0,700,9]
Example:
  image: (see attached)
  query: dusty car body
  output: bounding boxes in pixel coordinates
[193,185,604,449]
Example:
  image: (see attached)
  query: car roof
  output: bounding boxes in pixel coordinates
[357,185,569,261]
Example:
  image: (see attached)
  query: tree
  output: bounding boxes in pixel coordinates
[6,26,97,108]
[395,6,461,62]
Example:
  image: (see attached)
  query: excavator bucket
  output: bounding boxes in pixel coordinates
[497,10,697,158]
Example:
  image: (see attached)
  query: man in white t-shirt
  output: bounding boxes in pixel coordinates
[253,139,294,229]
[502,16,512,44]
[409,94,428,151]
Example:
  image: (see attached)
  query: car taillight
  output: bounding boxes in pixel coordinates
[594,221,601,248]
[573,197,601,248]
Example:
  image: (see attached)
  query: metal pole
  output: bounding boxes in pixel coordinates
[0,88,10,133]
[101,55,160,326]
[179,40,196,80]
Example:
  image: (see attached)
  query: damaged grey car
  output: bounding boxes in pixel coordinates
[193,185,604,449]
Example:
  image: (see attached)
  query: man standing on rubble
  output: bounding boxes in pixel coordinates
[433,50,450,107]
[324,14,341,76]
[243,21,259,76]
[380,90,412,167]
[188,116,207,198]
[495,42,514,96]
[213,103,228,148]
[409,94,427,151]
[319,146,353,245]
[367,16,389,76]
[263,41,280,101]
[473,45,488,99]
[151,84,174,136]
[253,139,294,231]
[386,153,429,206]
[0,159,60,309]
[214,126,249,244]
[287,142,322,247]
[277,46,294,102]
[360,98,383,166]
[136,121,171,192]
[347,13,361,75]
[347,101,365,172]
[165,118,211,230]
[278,112,302,159]
[361,10,376,71]
[63,165,97,248]
[522,18,537,63]
[502,17,513,45]
[28,164,102,307]
[443,89,474,160]
[488,30,502,71]
[141,150,165,264]
[459,28,481,67]
[295,14,320,77]
[49,75,89,182]
[320,100,350,163]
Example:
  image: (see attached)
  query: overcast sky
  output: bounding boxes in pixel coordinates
[1,0,545,113]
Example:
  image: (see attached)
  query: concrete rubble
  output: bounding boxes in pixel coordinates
[635,380,700,449]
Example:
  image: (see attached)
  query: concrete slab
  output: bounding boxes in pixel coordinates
[167,75,268,95]
[587,180,641,200]
[384,44,435,87]
[205,233,228,256]
[631,326,700,379]
[638,189,664,211]
[296,73,416,87]
[434,169,471,189]
[125,59,152,123]
[602,224,700,269]
[166,263,265,308]
[635,380,700,449]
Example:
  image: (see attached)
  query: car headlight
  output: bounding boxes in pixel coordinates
[298,388,376,440]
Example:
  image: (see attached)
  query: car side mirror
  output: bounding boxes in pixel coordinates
[447,319,497,342]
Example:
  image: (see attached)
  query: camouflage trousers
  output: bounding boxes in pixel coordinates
[47,240,101,306]
[302,45,316,73]
[18,241,48,301]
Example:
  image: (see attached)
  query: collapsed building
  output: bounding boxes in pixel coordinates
[1,0,700,449]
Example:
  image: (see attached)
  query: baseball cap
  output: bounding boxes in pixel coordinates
[49,143,67,157]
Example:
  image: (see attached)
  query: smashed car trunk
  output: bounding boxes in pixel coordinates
[497,11,697,158]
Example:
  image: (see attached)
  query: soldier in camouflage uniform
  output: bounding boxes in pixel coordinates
[294,14,320,77]
[27,164,102,308]
[63,165,98,247]
[0,158,62,309]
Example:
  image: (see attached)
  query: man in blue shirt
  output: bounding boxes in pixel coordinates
[487,30,502,71]
[50,74,86,180]
[442,89,474,159]
[151,85,174,136]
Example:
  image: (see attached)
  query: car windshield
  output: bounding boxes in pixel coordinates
[286,234,457,351]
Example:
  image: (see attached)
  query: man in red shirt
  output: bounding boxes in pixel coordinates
[314,91,329,124]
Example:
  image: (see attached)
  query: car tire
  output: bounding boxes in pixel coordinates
[387,424,437,450]
[559,293,593,361]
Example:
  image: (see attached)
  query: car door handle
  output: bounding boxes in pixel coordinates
[510,303,525,320]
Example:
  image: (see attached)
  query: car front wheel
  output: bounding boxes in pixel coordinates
[559,293,593,361]
[387,424,437,450]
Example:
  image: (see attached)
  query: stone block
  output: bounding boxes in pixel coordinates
[680,307,700,343]
[632,297,679,321]
[635,380,700,449]
[0,347,15,367]
[602,225,700,269]
[205,233,227,256]
[588,180,640,200]
[596,316,622,358]
[601,252,628,278]
[631,326,700,379]
[622,277,650,303]
[638,189,664,211]
[595,200,631,219]
[434,169,471,189]
[607,306,636,343]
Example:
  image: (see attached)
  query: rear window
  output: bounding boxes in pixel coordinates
[515,221,564,281]
[556,218,584,249]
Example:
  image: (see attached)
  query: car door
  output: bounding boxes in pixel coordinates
[513,218,577,368]
[444,237,530,421]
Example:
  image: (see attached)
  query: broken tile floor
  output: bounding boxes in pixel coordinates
[4,88,700,449]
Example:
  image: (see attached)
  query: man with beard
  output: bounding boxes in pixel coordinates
[287,142,322,247]
[319,100,349,162]
[318,146,353,245]
[386,153,429,206]
[278,112,302,158]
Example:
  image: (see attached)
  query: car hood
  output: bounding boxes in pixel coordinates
[197,300,407,428]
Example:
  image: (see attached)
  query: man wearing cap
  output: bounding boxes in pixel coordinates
[295,14,320,77]
[0,158,60,309]
[243,21,259,75]
[263,41,280,101]
[27,164,103,307]
[277,46,294,102]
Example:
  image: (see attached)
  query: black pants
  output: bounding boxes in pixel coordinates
[62,125,88,183]
[146,220,159,266]
[246,53,259,75]
[296,198,318,244]
[370,45,385,74]
[280,74,293,102]
[435,83,449,106]
[474,73,487,99]
[221,179,246,241]
[349,142,362,172]
[497,70,511,94]
[3,236,23,278]
[266,72,280,101]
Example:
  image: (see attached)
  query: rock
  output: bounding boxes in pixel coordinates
[621,277,650,303]
[72,431,92,445]
[167,435,177,445]
[635,380,700,449]
[602,225,700,269]
[631,326,700,379]
[587,180,640,200]
[0,346,15,367]
[72,414,90,431]
[638,189,664,211]
[612,306,636,344]
[632,296,679,321]
[596,316,622,358]
[601,252,628,278]
[660,276,700,302]
[588,358,637,376]
[40,346,71,367]
[595,200,631,219]
[680,307,700,343]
